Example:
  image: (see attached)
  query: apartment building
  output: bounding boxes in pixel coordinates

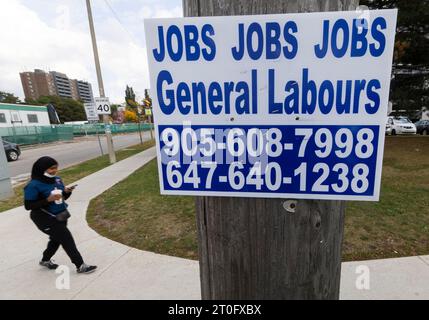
[20,69,56,100]
[20,69,94,103]
[71,79,94,103]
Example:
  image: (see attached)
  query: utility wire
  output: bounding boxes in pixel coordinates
[102,0,141,45]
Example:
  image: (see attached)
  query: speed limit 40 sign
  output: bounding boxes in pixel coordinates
[95,97,111,115]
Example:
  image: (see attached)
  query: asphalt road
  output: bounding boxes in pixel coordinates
[7,132,152,179]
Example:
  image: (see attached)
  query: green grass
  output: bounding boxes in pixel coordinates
[0,139,155,213]
[343,136,429,261]
[87,159,197,260]
[87,136,429,262]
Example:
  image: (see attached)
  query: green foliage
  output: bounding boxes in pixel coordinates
[362,0,429,65]
[391,73,428,113]
[24,95,86,123]
[143,89,152,108]
[124,109,138,122]
[87,157,198,260]
[24,98,39,105]
[125,85,136,101]
[141,89,153,121]
[0,91,21,104]
[361,0,429,113]
[125,85,138,111]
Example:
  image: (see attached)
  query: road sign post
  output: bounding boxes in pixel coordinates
[144,94,154,140]
[95,96,113,146]
[93,120,104,156]
[145,108,154,140]
[137,108,144,145]
[145,0,396,299]
[84,102,104,156]
[84,102,99,122]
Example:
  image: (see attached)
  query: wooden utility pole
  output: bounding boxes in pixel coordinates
[184,0,359,300]
[86,0,116,164]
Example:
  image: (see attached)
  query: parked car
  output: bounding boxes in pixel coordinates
[386,116,417,135]
[415,120,429,135]
[3,140,21,161]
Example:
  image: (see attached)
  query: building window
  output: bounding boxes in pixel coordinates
[27,114,39,123]
[0,113,6,123]
[11,112,21,123]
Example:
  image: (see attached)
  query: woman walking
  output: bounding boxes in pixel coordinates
[24,156,97,274]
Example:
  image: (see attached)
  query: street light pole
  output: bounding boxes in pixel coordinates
[85,0,116,164]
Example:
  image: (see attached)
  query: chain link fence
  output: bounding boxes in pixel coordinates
[0,125,74,145]
[0,123,153,146]
[71,123,153,136]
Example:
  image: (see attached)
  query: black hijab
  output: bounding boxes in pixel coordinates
[31,156,58,184]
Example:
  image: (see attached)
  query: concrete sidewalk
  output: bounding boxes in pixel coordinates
[0,147,429,299]
[0,147,200,300]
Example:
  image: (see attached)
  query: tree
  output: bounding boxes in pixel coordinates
[0,91,21,104]
[361,0,429,66]
[140,89,153,122]
[110,104,121,123]
[143,89,152,108]
[27,95,86,123]
[124,109,138,123]
[125,85,138,111]
[24,98,40,105]
[110,104,119,114]
[125,85,136,101]
[361,0,429,114]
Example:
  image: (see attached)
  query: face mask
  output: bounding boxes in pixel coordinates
[44,172,56,178]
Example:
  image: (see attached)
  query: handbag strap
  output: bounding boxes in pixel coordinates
[40,208,56,218]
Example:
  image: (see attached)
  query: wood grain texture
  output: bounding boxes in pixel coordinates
[185,0,359,300]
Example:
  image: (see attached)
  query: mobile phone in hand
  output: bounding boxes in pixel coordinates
[68,184,78,190]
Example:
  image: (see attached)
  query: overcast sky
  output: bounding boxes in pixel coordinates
[0,0,182,104]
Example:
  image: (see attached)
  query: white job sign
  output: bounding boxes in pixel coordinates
[84,102,99,121]
[94,97,111,115]
[144,9,397,201]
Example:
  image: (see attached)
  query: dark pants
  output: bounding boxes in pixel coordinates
[30,211,84,268]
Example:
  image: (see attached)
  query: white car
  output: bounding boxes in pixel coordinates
[386,116,417,135]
